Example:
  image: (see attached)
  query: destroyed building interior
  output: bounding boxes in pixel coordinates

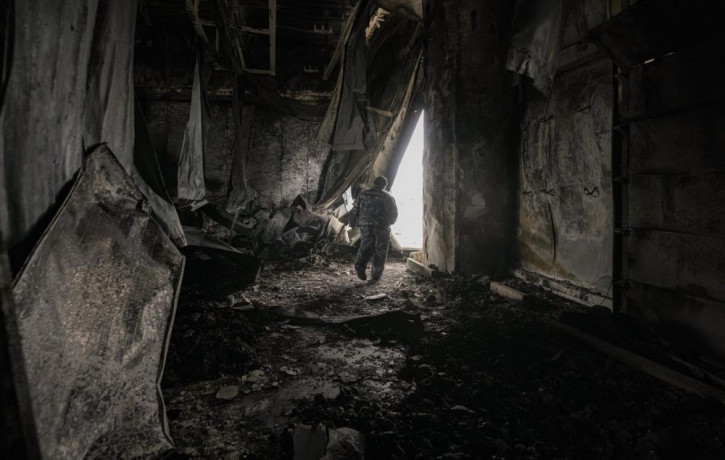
[3,0,725,458]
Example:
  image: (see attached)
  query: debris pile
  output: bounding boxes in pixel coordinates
[200,195,353,261]
[164,306,259,385]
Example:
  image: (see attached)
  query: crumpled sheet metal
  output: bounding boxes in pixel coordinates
[505,0,564,95]
[12,146,184,459]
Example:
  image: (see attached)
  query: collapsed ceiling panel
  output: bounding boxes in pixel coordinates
[12,146,184,458]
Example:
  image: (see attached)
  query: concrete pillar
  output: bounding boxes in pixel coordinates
[423,0,518,276]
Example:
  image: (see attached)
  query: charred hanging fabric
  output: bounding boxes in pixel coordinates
[330,1,378,152]
[0,0,98,246]
[82,0,138,170]
[505,0,564,95]
[133,97,188,247]
[12,146,184,459]
[315,7,423,209]
[177,52,208,202]
[226,77,254,214]
[82,0,186,247]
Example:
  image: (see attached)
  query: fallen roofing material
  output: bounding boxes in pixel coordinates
[273,306,425,341]
[182,227,261,299]
[12,146,184,458]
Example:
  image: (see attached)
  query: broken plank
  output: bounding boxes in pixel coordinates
[551,321,725,406]
[490,281,526,302]
[406,257,446,279]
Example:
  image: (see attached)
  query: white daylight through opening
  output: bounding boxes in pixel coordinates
[390,110,424,249]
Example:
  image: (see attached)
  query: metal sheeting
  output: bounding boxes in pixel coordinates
[506,0,564,95]
[12,146,183,459]
[517,58,613,294]
[177,55,207,202]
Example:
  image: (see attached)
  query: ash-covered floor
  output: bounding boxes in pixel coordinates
[162,251,725,459]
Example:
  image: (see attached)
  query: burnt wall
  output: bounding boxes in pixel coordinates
[136,22,328,209]
[142,99,235,203]
[141,99,328,209]
[245,105,330,209]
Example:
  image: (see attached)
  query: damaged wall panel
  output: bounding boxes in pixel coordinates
[518,58,613,294]
[12,146,183,458]
[506,0,564,95]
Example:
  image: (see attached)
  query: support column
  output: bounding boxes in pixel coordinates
[423,0,518,276]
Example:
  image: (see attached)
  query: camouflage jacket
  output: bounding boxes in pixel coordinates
[351,186,398,228]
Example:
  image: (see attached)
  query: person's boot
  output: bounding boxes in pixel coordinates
[355,264,367,280]
[371,267,383,281]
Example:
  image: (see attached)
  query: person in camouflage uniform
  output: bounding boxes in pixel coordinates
[350,176,398,281]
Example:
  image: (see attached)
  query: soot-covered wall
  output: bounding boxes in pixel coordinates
[243,105,330,209]
[141,99,329,209]
[143,99,234,203]
[136,24,329,210]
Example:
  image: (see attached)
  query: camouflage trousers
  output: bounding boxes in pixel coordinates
[355,225,391,280]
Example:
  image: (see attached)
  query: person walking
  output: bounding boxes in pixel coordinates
[350,176,398,281]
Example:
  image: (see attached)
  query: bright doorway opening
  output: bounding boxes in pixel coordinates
[391,111,424,249]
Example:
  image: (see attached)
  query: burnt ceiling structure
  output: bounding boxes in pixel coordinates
[3,0,725,457]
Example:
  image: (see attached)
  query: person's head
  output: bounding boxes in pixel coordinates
[373,176,388,190]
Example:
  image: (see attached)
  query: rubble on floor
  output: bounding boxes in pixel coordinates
[162,255,725,458]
